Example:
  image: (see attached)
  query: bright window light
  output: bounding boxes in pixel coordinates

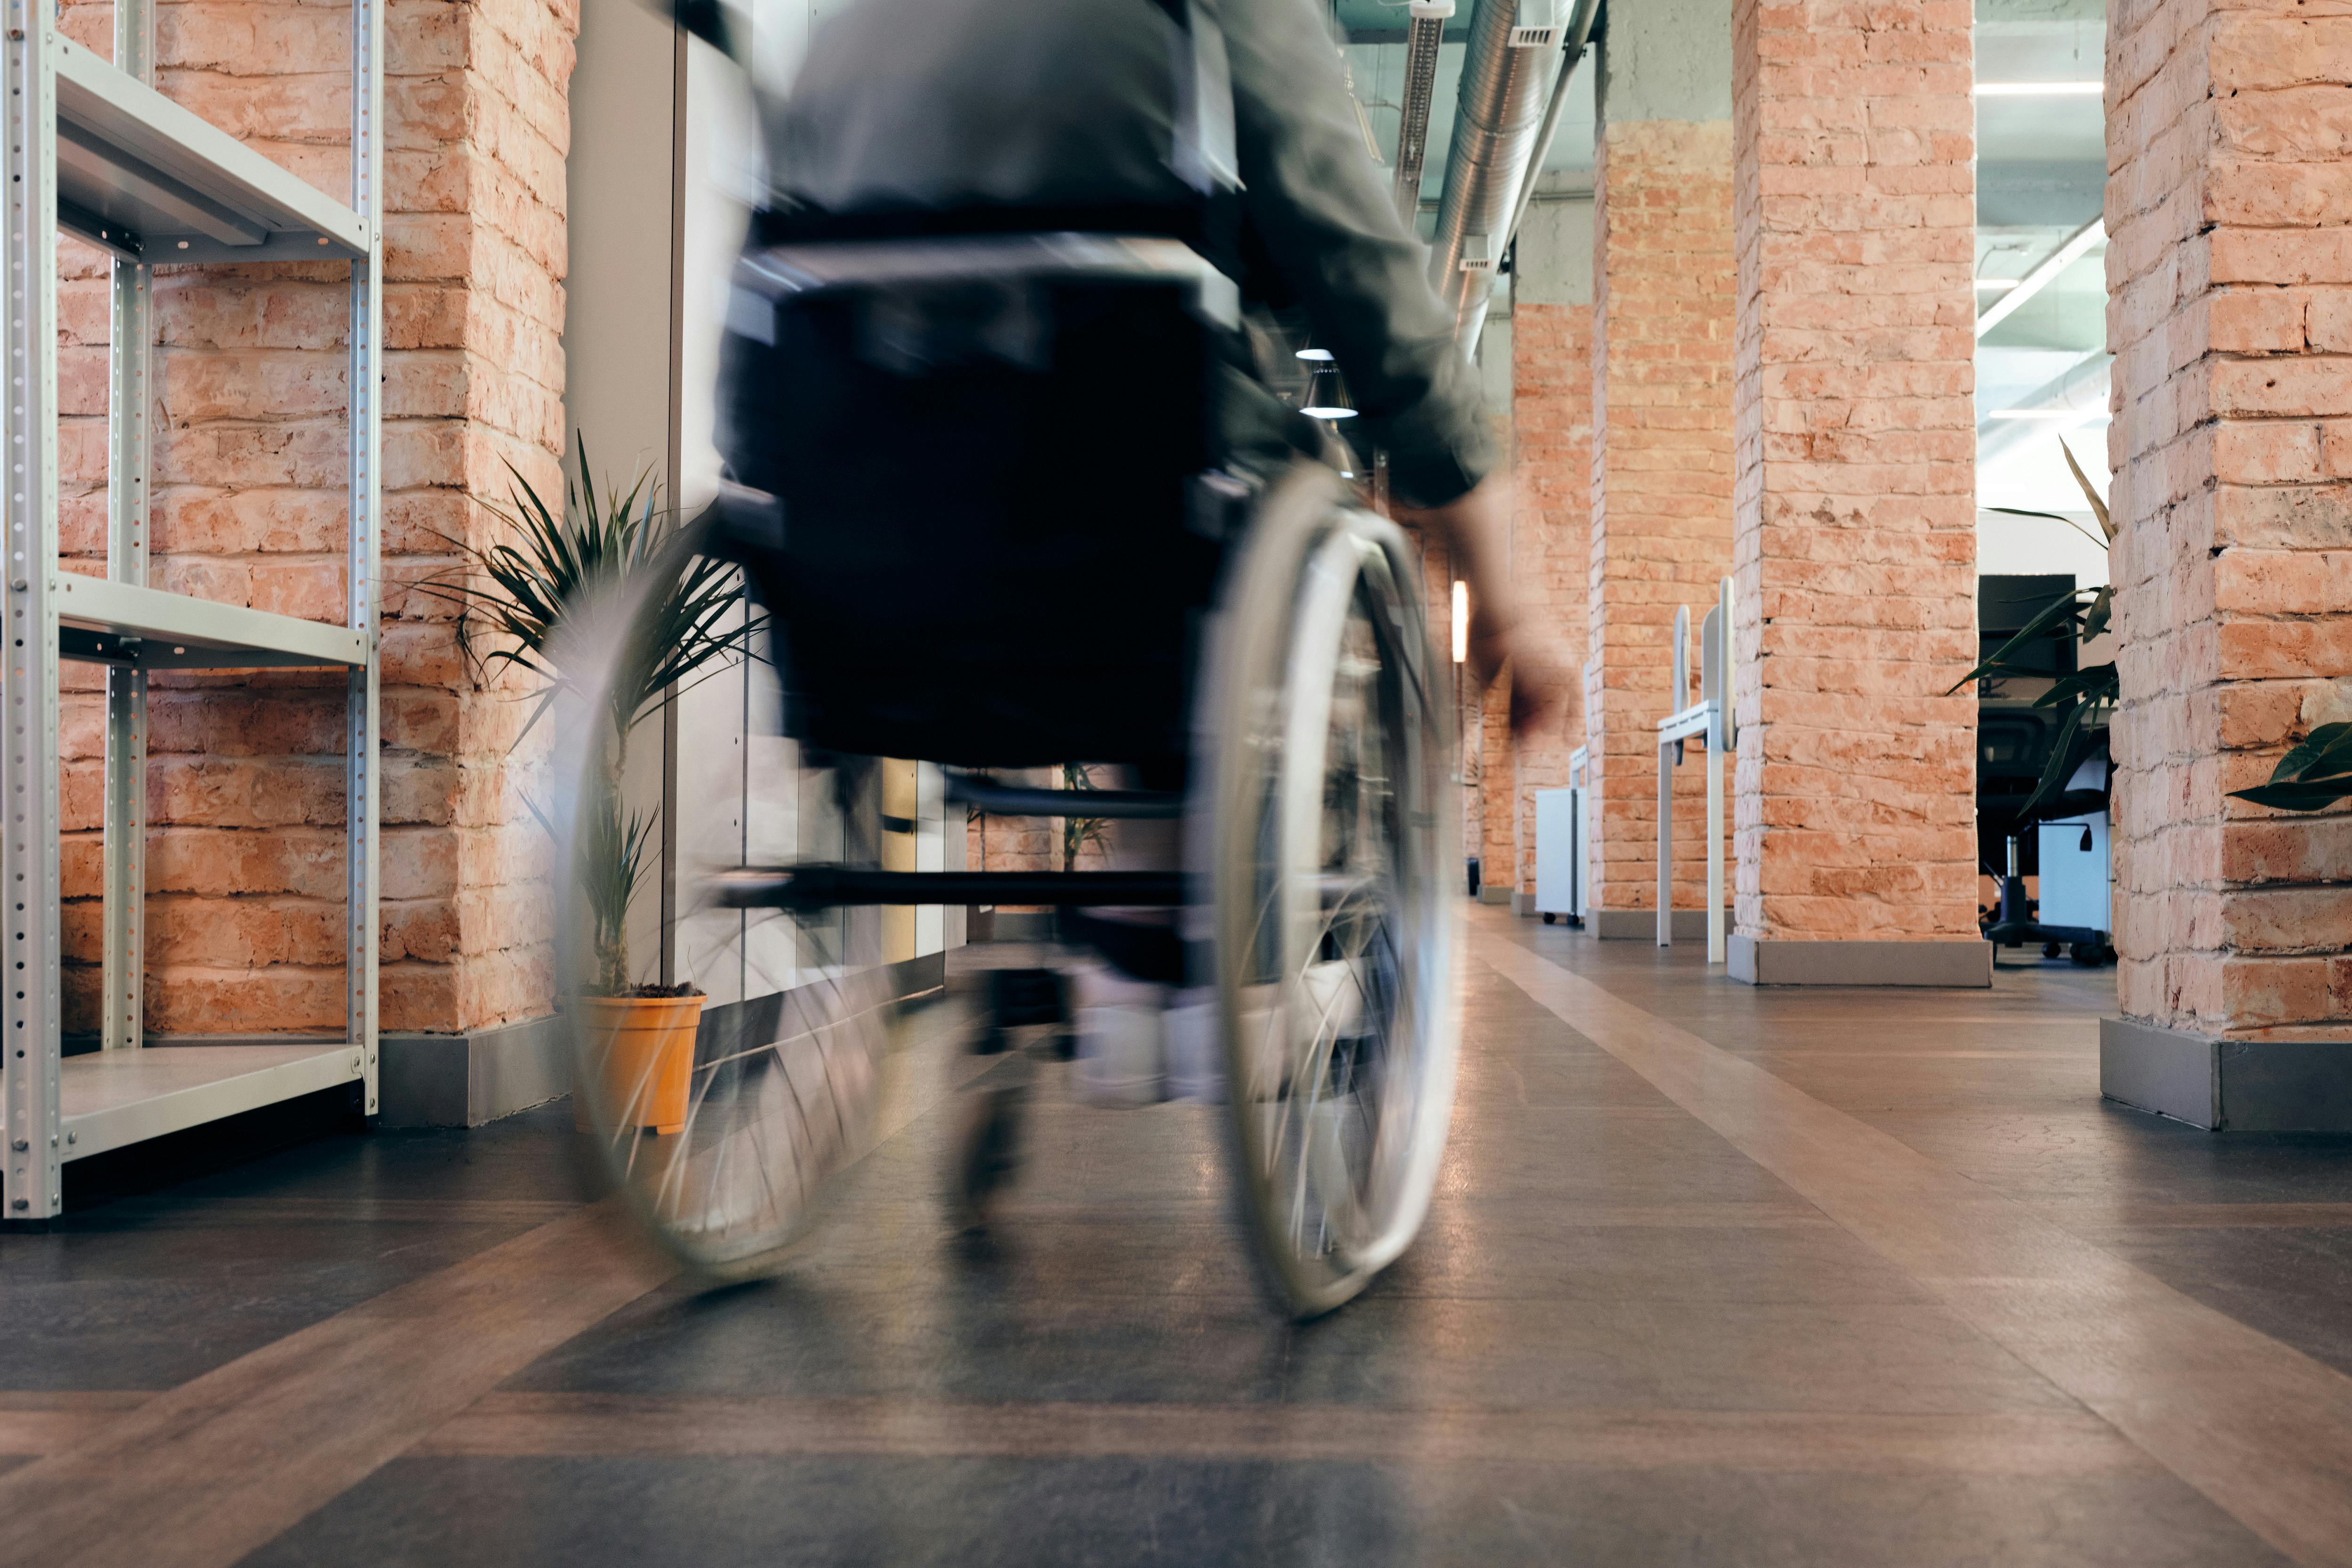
[1974,81,2102,96]
[1977,217,2105,338]
[1974,279,2020,290]
[1451,581,1469,665]
[1987,408,2108,421]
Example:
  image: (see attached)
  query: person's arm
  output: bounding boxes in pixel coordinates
[1214,0,1493,513]
[1213,0,1561,732]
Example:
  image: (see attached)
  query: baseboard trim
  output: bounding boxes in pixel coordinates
[1594,908,1726,941]
[2101,1017,2352,1131]
[1477,884,1514,906]
[380,1015,568,1130]
[380,952,949,1130]
[972,910,1057,943]
[1727,935,1992,988]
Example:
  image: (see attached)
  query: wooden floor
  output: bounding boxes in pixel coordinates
[6,908,2352,1566]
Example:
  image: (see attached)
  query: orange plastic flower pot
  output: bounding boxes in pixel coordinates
[578,994,705,1136]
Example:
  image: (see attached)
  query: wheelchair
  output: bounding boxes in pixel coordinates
[542,233,1459,1317]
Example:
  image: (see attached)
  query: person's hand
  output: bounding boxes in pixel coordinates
[1491,625,1571,740]
[1395,473,1569,740]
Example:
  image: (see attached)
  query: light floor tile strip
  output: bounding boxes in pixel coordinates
[413,1393,2153,1475]
[1475,914,2352,1568]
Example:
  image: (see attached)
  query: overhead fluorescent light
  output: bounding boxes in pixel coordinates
[1976,216,2105,338]
[1974,81,2102,96]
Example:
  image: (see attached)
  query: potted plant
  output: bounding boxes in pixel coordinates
[421,436,749,1134]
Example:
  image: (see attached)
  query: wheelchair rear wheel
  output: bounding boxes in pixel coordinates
[543,517,892,1282]
[1203,468,1461,1317]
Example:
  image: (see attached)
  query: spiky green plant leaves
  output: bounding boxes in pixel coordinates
[418,434,753,991]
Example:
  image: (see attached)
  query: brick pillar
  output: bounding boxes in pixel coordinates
[2100,0,2352,1125]
[377,0,575,1037]
[1587,0,1737,938]
[1477,663,1512,891]
[53,0,576,1059]
[1505,214,1594,907]
[1729,0,1982,985]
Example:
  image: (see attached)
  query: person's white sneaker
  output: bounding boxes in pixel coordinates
[1163,987,1224,1102]
[1072,963,1168,1105]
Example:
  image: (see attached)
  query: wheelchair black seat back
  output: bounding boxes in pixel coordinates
[713,236,1236,767]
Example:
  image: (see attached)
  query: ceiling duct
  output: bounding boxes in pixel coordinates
[1427,0,1598,350]
[1391,0,1452,223]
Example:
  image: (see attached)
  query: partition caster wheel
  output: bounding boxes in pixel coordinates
[950,1080,1028,1234]
[2042,941,2063,960]
[1542,912,1557,925]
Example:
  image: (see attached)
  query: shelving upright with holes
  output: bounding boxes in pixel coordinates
[2,0,381,1217]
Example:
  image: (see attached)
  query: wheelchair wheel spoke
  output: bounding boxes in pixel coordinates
[548,515,893,1281]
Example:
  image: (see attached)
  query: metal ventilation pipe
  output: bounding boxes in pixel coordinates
[1391,0,1452,225]
[1426,0,1595,350]
[1427,0,1559,347]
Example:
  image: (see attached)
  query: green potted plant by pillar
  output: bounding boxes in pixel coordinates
[422,436,748,1133]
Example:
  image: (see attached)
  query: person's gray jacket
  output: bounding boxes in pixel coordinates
[720,0,1492,507]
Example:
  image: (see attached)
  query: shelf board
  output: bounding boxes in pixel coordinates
[50,33,370,264]
[56,575,367,669]
[61,1043,366,1161]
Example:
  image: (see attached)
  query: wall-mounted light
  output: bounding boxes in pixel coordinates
[1452,580,1469,665]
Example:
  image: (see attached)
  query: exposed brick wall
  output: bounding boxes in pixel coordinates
[2108,0,2352,1037]
[1729,0,1976,945]
[1477,655,1512,883]
[1588,120,1737,916]
[1509,301,1593,896]
[56,0,576,1037]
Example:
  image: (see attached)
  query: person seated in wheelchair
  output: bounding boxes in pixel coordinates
[683,0,1561,733]
[682,0,1563,1116]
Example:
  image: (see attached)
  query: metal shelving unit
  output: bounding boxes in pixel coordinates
[3,0,381,1217]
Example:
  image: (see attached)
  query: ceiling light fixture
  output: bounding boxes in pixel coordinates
[1976,216,2105,338]
[1973,80,2102,96]
[1300,365,1357,420]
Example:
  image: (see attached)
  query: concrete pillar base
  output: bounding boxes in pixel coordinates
[1728,937,1991,987]
[2101,1019,2352,1132]
[380,1017,570,1129]
[1594,909,1727,941]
